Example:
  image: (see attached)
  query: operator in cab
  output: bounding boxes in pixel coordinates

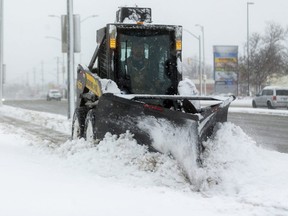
[126,42,150,93]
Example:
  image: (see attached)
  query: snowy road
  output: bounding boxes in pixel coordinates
[228,112,288,153]
[4,99,68,116]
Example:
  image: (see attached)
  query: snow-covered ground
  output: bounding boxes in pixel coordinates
[1,104,288,216]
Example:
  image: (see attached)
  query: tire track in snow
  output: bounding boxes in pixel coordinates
[0,115,69,145]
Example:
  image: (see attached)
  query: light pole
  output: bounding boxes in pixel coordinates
[67,0,75,119]
[247,2,254,96]
[196,24,205,95]
[0,0,3,105]
[184,29,202,95]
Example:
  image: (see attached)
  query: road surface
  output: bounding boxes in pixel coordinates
[228,113,288,153]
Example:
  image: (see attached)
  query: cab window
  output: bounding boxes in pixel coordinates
[262,90,273,96]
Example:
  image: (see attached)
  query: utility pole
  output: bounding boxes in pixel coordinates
[56,56,59,86]
[41,61,44,91]
[26,72,29,86]
[67,0,75,119]
[0,0,4,105]
[62,53,65,86]
[196,24,205,95]
[33,68,36,87]
[247,2,254,96]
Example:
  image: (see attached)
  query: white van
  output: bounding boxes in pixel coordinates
[252,86,288,109]
[47,89,62,101]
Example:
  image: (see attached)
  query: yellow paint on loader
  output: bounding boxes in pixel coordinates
[85,72,102,97]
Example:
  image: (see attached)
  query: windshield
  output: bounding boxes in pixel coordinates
[117,30,174,94]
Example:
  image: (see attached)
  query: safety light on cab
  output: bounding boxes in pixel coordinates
[176,40,182,51]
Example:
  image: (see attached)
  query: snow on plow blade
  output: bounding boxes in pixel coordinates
[92,93,235,165]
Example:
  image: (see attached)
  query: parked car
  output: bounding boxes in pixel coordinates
[47,89,62,101]
[252,86,288,109]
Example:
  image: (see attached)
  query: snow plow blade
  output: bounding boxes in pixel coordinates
[91,93,235,161]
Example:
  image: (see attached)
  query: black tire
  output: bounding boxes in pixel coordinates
[71,107,89,139]
[84,109,97,143]
[267,101,274,109]
[252,100,257,108]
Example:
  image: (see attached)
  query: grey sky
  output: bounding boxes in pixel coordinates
[3,0,288,84]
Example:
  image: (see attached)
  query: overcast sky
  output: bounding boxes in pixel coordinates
[3,0,288,85]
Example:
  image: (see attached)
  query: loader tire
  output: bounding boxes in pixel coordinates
[84,109,97,143]
[72,107,89,139]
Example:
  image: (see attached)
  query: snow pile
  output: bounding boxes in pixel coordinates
[138,116,200,186]
[178,78,199,96]
[43,131,191,189]
[100,78,121,94]
[201,122,261,192]
[199,122,288,213]
[178,78,200,109]
[137,115,288,211]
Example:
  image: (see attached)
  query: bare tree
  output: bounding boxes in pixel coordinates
[239,22,288,93]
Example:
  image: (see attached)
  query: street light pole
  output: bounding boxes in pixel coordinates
[247,2,254,96]
[184,29,202,95]
[67,0,75,119]
[0,0,3,105]
[196,24,205,95]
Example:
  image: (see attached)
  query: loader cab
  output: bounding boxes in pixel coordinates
[89,25,182,94]
[88,8,183,96]
[115,26,182,95]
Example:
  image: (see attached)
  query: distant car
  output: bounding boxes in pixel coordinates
[47,89,62,101]
[252,86,288,109]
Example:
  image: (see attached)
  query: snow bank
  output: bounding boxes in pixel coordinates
[199,122,288,213]
[137,115,288,213]
[137,116,200,187]
[51,132,190,189]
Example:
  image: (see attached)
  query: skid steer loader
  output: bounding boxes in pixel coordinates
[72,7,235,167]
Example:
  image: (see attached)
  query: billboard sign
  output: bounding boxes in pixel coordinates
[213,45,238,94]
